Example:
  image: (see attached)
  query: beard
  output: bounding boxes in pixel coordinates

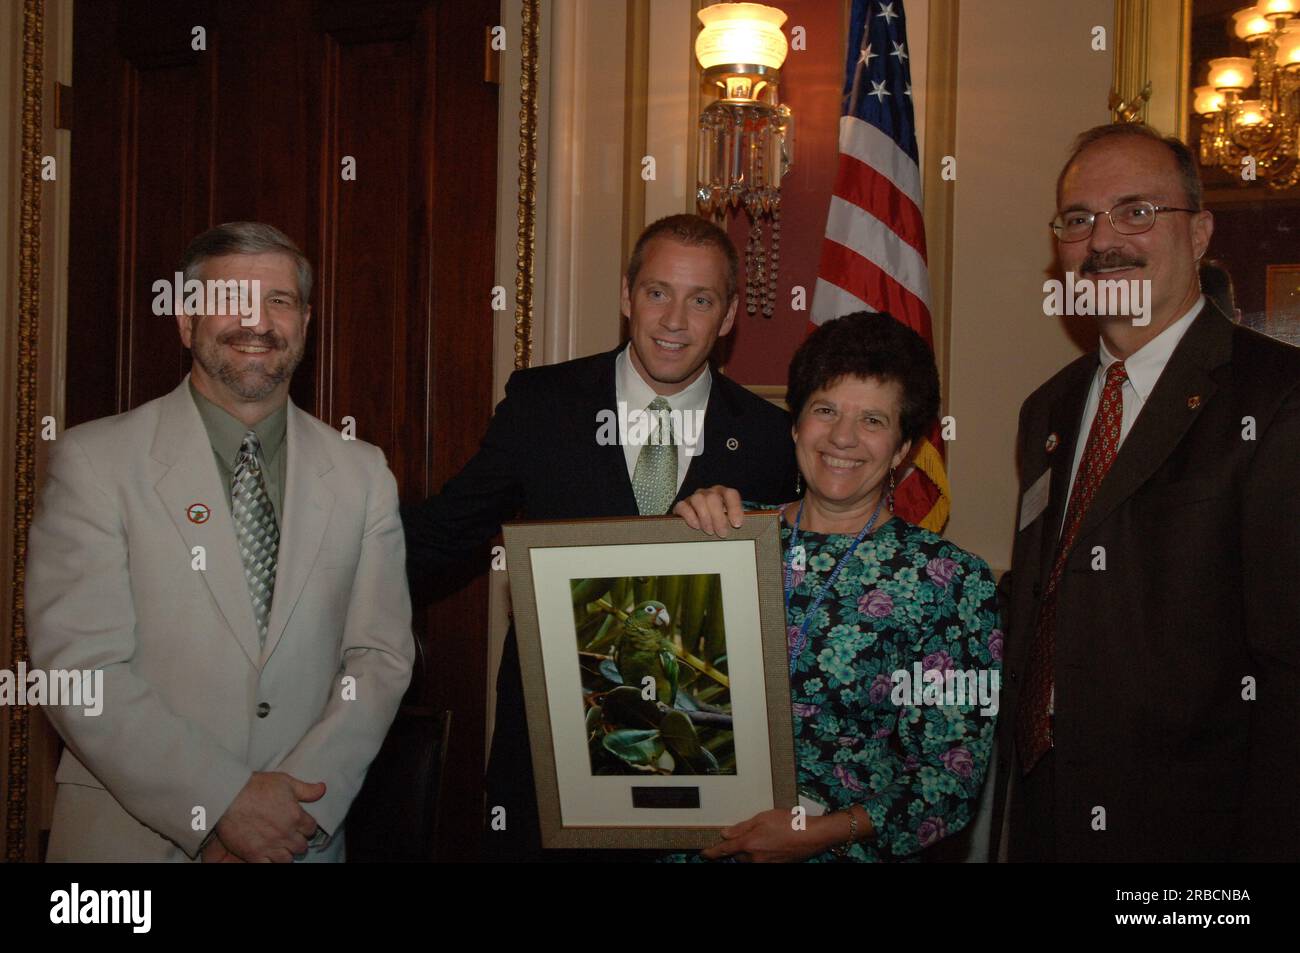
[191,325,304,401]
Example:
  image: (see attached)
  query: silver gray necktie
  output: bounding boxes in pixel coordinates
[232,431,279,647]
[632,396,677,516]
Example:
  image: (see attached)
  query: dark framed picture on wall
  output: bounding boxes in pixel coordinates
[503,512,796,850]
[1265,264,1300,345]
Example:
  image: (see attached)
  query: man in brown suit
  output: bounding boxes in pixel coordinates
[991,123,1300,861]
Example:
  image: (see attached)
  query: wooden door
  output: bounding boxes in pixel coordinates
[66,0,497,860]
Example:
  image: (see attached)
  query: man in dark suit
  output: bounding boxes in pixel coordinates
[991,123,1300,862]
[403,214,797,860]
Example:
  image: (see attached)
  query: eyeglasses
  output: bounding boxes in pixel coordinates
[1050,200,1199,242]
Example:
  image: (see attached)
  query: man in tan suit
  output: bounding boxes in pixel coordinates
[26,222,414,862]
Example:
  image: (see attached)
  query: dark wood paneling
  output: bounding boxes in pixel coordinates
[423,0,498,863]
[67,1,125,427]
[322,34,417,453]
[124,59,213,407]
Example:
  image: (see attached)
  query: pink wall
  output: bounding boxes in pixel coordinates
[717,0,846,387]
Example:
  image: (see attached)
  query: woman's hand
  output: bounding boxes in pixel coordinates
[699,808,848,863]
[672,485,745,538]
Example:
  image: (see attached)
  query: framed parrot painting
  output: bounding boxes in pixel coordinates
[503,511,796,849]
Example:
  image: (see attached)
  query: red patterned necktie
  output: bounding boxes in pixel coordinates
[1016,360,1128,774]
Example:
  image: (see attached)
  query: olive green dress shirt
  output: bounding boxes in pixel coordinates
[189,379,287,524]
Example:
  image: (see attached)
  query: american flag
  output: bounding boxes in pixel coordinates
[810,0,949,532]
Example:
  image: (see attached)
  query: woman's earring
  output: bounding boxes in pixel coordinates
[795,470,803,497]
[886,467,896,511]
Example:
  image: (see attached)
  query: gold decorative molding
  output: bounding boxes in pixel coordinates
[621,0,650,275]
[921,0,959,415]
[7,0,43,864]
[687,0,705,215]
[1109,81,1153,123]
[514,0,540,370]
[1112,0,1192,139]
[1112,0,1151,124]
[744,383,788,411]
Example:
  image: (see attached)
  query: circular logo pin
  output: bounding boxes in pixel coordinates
[1187,395,1201,410]
[726,437,739,451]
[1045,432,1060,453]
[186,503,211,524]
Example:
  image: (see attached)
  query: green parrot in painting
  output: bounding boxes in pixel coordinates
[613,600,679,707]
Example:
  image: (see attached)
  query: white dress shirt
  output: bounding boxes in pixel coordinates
[1061,296,1206,530]
[615,343,712,494]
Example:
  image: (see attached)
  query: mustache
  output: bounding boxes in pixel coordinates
[1080,251,1145,274]
[219,331,284,349]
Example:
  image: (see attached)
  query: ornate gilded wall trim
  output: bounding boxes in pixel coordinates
[1112,0,1152,124]
[1112,0,1191,139]
[621,0,650,280]
[514,0,539,370]
[7,0,43,863]
[921,0,960,411]
[744,383,789,411]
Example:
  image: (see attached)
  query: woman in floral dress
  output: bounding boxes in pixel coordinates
[673,312,1002,862]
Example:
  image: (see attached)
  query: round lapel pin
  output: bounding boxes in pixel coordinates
[186,503,211,524]
[1187,395,1201,410]
[1045,432,1060,453]
[726,437,739,451]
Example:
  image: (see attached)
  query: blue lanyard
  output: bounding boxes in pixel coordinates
[783,496,884,674]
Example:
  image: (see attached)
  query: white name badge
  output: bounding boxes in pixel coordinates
[1019,469,1051,531]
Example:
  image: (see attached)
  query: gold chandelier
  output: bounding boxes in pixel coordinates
[1194,1,1300,190]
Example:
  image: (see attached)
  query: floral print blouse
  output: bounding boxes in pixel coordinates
[778,509,1001,861]
[670,507,1002,863]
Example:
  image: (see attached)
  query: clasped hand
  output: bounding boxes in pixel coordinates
[202,771,325,863]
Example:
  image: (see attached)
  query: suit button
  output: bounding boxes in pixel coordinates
[1008,669,1018,682]
[256,702,270,718]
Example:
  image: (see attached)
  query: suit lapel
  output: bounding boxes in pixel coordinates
[152,379,263,665]
[591,349,639,514]
[1071,308,1230,549]
[1033,359,1095,594]
[261,403,335,661]
[675,370,741,503]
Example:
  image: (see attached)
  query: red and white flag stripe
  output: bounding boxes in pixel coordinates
[812,116,932,337]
